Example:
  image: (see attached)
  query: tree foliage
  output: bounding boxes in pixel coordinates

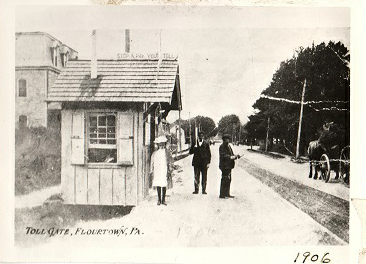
[218,114,241,139]
[244,41,350,154]
[173,115,217,144]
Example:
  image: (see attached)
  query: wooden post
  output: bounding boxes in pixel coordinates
[296,79,307,159]
[178,110,182,154]
[265,117,270,152]
[175,125,178,158]
[195,119,198,144]
[239,124,241,144]
[189,112,192,145]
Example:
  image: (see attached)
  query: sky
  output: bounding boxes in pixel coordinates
[15,5,350,124]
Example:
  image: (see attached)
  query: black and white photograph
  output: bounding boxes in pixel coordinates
[1,2,365,264]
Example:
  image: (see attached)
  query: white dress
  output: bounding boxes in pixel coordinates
[152,149,168,187]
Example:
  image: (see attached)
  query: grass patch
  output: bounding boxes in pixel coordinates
[15,127,61,195]
[240,160,349,244]
[247,149,286,159]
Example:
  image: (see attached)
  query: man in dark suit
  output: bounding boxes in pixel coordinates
[189,131,211,194]
[219,134,241,199]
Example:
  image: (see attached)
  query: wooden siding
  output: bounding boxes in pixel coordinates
[61,107,148,206]
[48,60,178,103]
[61,110,74,204]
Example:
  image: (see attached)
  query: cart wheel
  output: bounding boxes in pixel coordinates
[320,154,330,183]
[339,145,350,183]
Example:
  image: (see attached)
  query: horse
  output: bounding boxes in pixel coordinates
[307,140,327,180]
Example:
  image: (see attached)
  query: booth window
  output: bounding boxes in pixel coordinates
[18,79,27,97]
[88,113,117,163]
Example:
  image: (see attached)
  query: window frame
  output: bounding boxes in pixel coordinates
[18,79,27,97]
[18,115,28,127]
[61,52,69,67]
[86,111,118,165]
[53,46,59,67]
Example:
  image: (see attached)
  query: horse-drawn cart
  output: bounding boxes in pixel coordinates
[319,145,350,183]
[308,122,350,185]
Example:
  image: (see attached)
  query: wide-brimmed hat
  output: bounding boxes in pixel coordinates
[222,134,231,140]
[155,135,168,144]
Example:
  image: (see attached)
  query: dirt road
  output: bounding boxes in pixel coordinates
[19,144,348,250]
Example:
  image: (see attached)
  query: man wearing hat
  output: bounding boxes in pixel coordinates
[219,134,241,199]
[189,131,211,194]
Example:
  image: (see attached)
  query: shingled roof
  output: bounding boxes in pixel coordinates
[47,59,181,109]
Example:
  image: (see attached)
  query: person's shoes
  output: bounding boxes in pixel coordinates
[192,191,198,194]
[162,201,167,206]
[226,195,235,198]
[202,191,207,194]
[219,196,228,199]
[157,201,161,205]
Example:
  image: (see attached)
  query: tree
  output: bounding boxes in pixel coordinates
[194,115,217,137]
[217,115,240,141]
[245,41,350,155]
[173,115,217,144]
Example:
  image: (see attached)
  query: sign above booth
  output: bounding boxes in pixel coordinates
[117,53,178,60]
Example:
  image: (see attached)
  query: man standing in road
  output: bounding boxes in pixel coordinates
[219,134,241,199]
[189,131,211,194]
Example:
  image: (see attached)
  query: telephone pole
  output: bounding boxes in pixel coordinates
[238,123,241,144]
[296,79,307,159]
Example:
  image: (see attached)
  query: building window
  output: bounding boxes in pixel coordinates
[61,52,68,67]
[18,79,27,97]
[64,53,68,67]
[54,49,58,67]
[88,113,117,163]
[19,115,27,128]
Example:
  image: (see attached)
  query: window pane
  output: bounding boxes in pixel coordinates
[19,79,26,89]
[18,80,27,97]
[90,116,97,127]
[98,127,106,133]
[98,116,106,126]
[19,115,27,128]
[88,148,117,163]
[107,127,115,133]
[88,112,117,163]
[107,115,116,126]
[107,133,115,138]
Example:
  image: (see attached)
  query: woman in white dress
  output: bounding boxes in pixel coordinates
[150,136,170,205]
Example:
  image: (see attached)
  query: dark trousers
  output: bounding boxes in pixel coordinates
[194,166,208,192]
[219,169,232,198]
[157,187,166,202]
